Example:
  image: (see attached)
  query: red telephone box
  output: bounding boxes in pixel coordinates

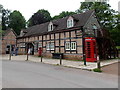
[85,37,97,62]
[38,47,42,56]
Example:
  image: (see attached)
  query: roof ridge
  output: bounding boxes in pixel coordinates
[26,10,94,29]
[21,10,95,37]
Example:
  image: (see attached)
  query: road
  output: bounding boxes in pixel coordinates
[2,60,118,88]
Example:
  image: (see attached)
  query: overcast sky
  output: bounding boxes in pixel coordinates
[0,0,119,21]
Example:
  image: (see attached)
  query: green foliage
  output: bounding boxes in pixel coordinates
[0,30,5,36]
[0,25,2,30]
[109,13,120,45]
[79,2,116,30]
[110,23,120,46]
[9,10,26,35]
[37,9,51,21]
[2,9,11,30]
[93,68,102,72]
[77,1,120,46]
[52,11,76,20]
[0,4,3,13]
[27,9,51,27]
[116,46,120,49]
[80,2,94,12]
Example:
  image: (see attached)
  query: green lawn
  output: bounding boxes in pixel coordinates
[116,46,120,49]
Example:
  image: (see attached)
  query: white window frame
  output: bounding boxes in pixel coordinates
[50,43,54,50]
[46,43,50,50]
[71,42,76,50]
[48,22,53,31]
[67,17,74,28]
[34,42,39,52]
[65,42,70,50]
[46,42,54,51]
[20,43,25,48]
[38,43,42,48]
[65,42,76,50]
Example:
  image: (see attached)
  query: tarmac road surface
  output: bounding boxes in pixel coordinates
[2,60,118,88]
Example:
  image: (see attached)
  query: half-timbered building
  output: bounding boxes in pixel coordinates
[17,10,118,61]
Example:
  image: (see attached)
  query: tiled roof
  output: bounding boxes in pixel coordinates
[1,29,17,39]
[23,10,95,37]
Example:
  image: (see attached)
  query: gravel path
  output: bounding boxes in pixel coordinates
[102,62,119,76]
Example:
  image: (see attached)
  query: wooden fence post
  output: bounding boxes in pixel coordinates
[60,54,62,65]
[9,45,11,60]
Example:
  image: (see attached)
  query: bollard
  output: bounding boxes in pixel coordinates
[60,54,62,65]
[41,53,42,62]
[26,53,29,61]
[97,55,101,69]
[9,45,11,60]
[83,54,86,66]
[97,60,101,69]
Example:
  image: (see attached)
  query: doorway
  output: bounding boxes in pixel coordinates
[6,45,10,54]
[26,43,34,55]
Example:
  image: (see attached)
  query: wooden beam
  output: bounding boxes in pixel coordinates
[59,32,61,53]
[54,33,56,53]
[69,31,72,54]
[64,32,66,53]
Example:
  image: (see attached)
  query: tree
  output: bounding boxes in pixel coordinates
[0,4,3,13]
[110,13,120,45]
[78,2,116,30]
[2,9,11,30]
[77,1,119,46]
[52,11,76,20]
[27,9,51,27]
[0,4,3,27]
[9,10,26,35]
[0,4,5,36]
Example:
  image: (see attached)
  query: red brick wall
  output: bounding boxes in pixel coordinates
[2,30,16,54]
[64,54,83,60]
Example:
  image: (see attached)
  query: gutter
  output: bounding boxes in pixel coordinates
[17,26,83,39]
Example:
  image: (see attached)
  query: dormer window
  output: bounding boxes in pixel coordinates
[48,22,53,31]
[67,16,74,28]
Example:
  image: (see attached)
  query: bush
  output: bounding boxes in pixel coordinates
[93,68,102,73]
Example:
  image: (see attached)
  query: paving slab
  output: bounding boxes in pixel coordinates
[1,54,119,71]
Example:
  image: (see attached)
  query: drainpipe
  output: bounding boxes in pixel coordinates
[81,26,86,66]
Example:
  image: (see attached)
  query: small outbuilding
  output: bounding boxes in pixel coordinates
[1,29,17,54]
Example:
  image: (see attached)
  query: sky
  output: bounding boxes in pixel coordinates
[0,0,119,21]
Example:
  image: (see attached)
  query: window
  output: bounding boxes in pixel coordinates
[38,43,42,48]
[48,22,53,31]
[20,43,25,48]
[46,43,50,50]
[71,42,76,50]
[65,42,76,50]
[46,42,54,50]
[34,42,38,52]
[65,42,70,50]
[67,17,74,28]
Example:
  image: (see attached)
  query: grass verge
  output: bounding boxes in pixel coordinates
[93,68,102,73]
